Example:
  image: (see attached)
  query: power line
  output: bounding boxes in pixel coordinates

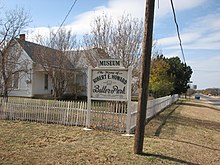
[170,0,186,64]
[52,0,78,40]
[194,69,220,73]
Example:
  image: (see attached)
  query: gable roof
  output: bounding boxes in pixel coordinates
[15,34,109,70]
[17,38,73,70]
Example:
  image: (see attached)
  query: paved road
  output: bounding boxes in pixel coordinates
[200,95,220,109]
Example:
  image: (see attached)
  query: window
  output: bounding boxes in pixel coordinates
[13,72,19,89]
[44,74,48,90]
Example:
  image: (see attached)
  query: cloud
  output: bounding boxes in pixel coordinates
[26,27,51,41]
[26,0,208,40]
[158,32,201,48]
[26,0,145,40]
[190,12,220,32]
[67,6,109,35]
[157,10,220,51]
[155,0,207,18]
[107,0,145,18]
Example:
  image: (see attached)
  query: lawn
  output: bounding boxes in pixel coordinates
[0,99,219,165]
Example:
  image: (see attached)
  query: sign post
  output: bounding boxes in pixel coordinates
[86,66,92,128]
[126,67,132,134]
[86,59,132,133]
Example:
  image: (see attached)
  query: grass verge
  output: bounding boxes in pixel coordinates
[0,99,219,164]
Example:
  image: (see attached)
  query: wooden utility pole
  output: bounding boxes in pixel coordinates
[134,0,155,154]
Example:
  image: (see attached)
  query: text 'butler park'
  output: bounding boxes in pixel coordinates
[92,72,128,95]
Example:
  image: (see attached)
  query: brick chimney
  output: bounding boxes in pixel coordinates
[19,34,25,41]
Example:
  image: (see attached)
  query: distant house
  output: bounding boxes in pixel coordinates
[6,34,87,99]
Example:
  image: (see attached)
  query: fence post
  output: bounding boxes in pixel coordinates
[126,67,132,134]
[66,101,70,125]
[45,100,49,123]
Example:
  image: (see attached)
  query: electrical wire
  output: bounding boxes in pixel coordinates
[52,0,78,40]
[194,69,220,73]
[170,0,186,64]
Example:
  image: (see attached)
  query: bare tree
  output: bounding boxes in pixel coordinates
[34,28,82,99]
[0,7,31,101]
[83,13,143,95]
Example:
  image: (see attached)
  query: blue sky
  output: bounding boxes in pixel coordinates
[1,0,220,89]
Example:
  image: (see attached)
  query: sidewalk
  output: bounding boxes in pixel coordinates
[144,98,220,165]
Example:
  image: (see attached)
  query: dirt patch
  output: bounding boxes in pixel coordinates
[0,99,220,165]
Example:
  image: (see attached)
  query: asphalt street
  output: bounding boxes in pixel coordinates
[200,94,220,109]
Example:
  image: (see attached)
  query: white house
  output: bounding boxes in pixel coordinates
[7,34,86,99]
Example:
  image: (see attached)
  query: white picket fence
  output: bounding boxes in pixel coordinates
[0,94,178,133]
[0,99,88,126]
[129,95,179,132]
